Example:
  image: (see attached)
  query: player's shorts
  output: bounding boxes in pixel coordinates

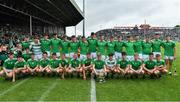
[115,52,122,60]
[142,54,149,61]
[91,52,97,59]
[5,69,13,73]
[35,54,42,60]
[80,54,86,60]
[164,56,174,60]
[95,69,104,73]
[127,55,134,61]
[153,52,161,57]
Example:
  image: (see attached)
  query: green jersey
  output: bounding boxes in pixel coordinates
[134,40,143,53]
[142,41,152,54]
[130,60,142,70]
[97,40,106,55]
[21,41,30,50]
[145,60,156,69]
[87,38,97,52]
[40,38,51,52]
[162,41,175,56]
[50,59,60,69]
[93,60,105,69]
[152,39,162,52]
[117,60,129,69]
[107,41,115,54]
[70,59,80,68]
[156,60,165,67]
[79,41,88,54]
[60,59,69,67]
[15,60,26,68]
[3,58,17,69]
[69,41,79,53]
[27,59,39,69]
[22,52,31,61]
[39,59,50,68]
[124,41,135,56]
[82,58,93,66]
[115,41,124,52]
[60,40,69,54]
[51,38,61,53]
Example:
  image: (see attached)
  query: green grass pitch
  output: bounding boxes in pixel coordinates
[0,43,180,101]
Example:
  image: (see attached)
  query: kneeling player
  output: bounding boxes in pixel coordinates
[92,54,106,82]
[143,53,160,77]
[39,52,50,73]
[129,53,144,77]
[68,53,81,77]
[155,54,168,74]
[48,53,60,75]
[0,52,16,81]
[81,52,94,80]
[116,52,130,75]
[13,55,27,82]
[58,54,69,79]
[105,53,117,78]
[26,53,39,74]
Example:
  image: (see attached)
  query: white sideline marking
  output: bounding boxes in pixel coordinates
[91,78,96,102]
[0,78,29,97]
[38,81,57,102]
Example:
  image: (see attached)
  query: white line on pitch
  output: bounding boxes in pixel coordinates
[91,77,96,102]
[38,81,58,102]
[0,78,29,97]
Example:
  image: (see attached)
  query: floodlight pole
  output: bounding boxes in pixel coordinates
[83,0,85,37]
[30,16,32,36]
[75,26,77,36]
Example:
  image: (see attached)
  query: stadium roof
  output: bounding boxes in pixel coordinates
[0,0,84,26]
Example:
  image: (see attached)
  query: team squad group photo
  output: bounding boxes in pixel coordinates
[0,32,176,83]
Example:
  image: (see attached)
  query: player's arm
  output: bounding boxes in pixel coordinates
[174,47,176,60]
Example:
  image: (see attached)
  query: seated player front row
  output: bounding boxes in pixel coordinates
[0,52,168,82]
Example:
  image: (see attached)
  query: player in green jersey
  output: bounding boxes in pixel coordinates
[143,53,159,76]
[13,55,27,82]
[97,35,107,60]
[115,36,124,60]
[152,34,162,57]
[58,54,69,79]
[60,36,69,58]
[39,52,50,73]
[129,53,144,75]
[124,36,134,61]
[81,52,94,80]
[26,53,40,74]
[68,53,82,78]
[79,36,88,60]
[116,52,130,74]
[40,34,51,57]
[133,35,143,60]
[69,36,79,58]
[92,53,106,82]
[87,32,97,59]
[107,36,115,56]
[22,48,31,61]
[21,37,30,51]
[50,34,61,57]
[162,35,176,75]
[142,37,152,61]
[155,54,168,74]
[0,52,16,79]
[48,53,60,75]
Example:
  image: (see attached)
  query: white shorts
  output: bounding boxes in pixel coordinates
[6,69,13,73]
[95,69,104,73]
[115,52,122,60]
[35,54,42,60]
[80,54,86,60]
[127,56,134,61]
[164,56,174,60]
[91,52,97,59]
[70,52,75,59]
[153,52,161,57]
[142,54,149,61]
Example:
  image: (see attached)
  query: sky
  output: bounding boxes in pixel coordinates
[66,0,180,37]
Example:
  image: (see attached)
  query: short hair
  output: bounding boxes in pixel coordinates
[8,52,14,55]
[86,52,91,55]
[155,34,160,35]
[127,36,131,38]
[108,53,114,57]
[17,55,22,58]
[149,53,154,56]
[52,53,57,56]
[82,36,86,38]
[53,33,57,36]
[71,35,76,38]
[31,53,35,56]
[43,52,48,55]
[156,54,161,57]
[91,32,95,36]
[121,52,127,56]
